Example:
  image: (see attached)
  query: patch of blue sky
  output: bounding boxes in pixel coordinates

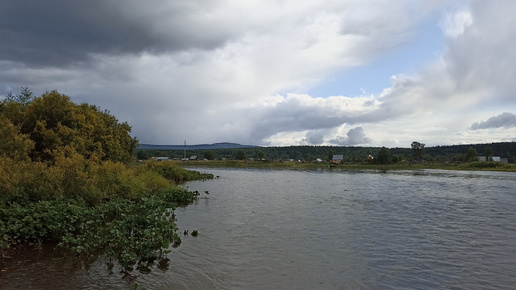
[310,21,445,98]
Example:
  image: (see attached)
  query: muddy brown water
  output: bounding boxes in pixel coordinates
[1,168,515,289]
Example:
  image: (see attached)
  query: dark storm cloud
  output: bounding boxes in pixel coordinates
[0,0,238,67]
[1,0,514,147]
[470,112,516,130]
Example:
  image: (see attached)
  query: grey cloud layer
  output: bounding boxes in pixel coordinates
[471,113,516,130]
[0,0,240,67]
[1,1,515,146]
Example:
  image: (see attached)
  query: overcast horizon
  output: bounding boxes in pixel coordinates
[1,1,515,148]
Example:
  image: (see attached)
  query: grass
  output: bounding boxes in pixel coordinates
[178,159,516,172]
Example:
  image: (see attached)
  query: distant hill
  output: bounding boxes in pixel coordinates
[137,141,515,161]
[138,142,260,150]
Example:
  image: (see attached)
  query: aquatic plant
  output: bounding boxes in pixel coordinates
[0,158,213,269]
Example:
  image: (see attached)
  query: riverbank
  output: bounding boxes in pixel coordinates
[0,159,213,270]
[178,159,516,172]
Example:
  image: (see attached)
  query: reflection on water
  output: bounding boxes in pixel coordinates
[1,168,515,289]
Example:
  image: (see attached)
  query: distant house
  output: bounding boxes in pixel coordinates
[478,156,507,163]
[189,155,198,160]
[315,158,323,162]
[154,157,170,162]
[331,155,344,164]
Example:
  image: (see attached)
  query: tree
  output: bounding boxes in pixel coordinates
[327,150,334,161]
[411,141,425,160]
[235,149,246,160]
[136,150,149,160]
[485,147,494,161]
[6,87,34,107]
[466,147,478,162]
[0,116,34,161]
[2,89,138,163]
[257,150,265,160]
[377,146,391,165]
[204,150,215,160]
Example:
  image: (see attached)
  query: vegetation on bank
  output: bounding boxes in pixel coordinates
[142,140,516,172]
[178,159,516,172]
[136,141,515,164]
[0,89,213,271]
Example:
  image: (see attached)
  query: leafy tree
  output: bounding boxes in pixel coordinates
[6,87,34,107]
[466,147,478,162]
[377,146,390,164]
[327,150,334,161]
[2,89,139,163]
[0,116,34,161]
[136,150,149,160]
[485,147,494,161]
[257,150,265,160]
[204,150,215,160]
[235,149,246,160]
[411,141,425,160]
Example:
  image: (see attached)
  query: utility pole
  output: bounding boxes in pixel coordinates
[184,140,186,160]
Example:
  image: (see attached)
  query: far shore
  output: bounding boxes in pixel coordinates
[176,160,516,172]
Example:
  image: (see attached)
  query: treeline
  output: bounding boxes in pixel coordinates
[136,142,516,162]
[0,89,212,271]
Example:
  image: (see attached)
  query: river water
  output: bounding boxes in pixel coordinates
[1,168,515,289]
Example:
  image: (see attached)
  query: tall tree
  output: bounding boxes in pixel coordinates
[0,116,34,161]
[377,146,391,165]
[411,141,425,160]
[136,150,149,160]
[235,149,246,160]
[466,147,478,162]
[327,150,334,161]
[204,150,215,160]
[2,89,138,163]
[484,147,494,161]
[6,87,33,107]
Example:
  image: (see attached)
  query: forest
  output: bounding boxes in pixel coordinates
[136,142,516,163]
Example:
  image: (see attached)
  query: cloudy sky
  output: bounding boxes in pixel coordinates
[1,0,515,147]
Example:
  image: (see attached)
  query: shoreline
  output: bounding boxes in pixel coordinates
[177,160,516,172]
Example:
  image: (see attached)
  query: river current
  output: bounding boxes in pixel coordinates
[1,168,515,289]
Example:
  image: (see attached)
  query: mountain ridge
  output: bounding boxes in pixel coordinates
[138,142,260,150]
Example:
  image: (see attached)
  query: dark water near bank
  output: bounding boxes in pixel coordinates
[1,169,515,289]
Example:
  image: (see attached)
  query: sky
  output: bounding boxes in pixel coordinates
[1,0,515,148]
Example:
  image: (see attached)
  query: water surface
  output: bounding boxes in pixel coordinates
[1,168,515,289]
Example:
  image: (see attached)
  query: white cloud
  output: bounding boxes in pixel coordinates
[329,127,372,146]
[440,10,473,37]
[1,0,516,147]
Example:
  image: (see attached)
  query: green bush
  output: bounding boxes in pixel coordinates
[0,156,213,266]
[0,89,214,268]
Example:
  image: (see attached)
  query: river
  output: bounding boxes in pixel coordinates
[1,168,515,289]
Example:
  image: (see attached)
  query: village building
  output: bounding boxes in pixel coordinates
[153,157,170,161]
[331,155,344,164]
